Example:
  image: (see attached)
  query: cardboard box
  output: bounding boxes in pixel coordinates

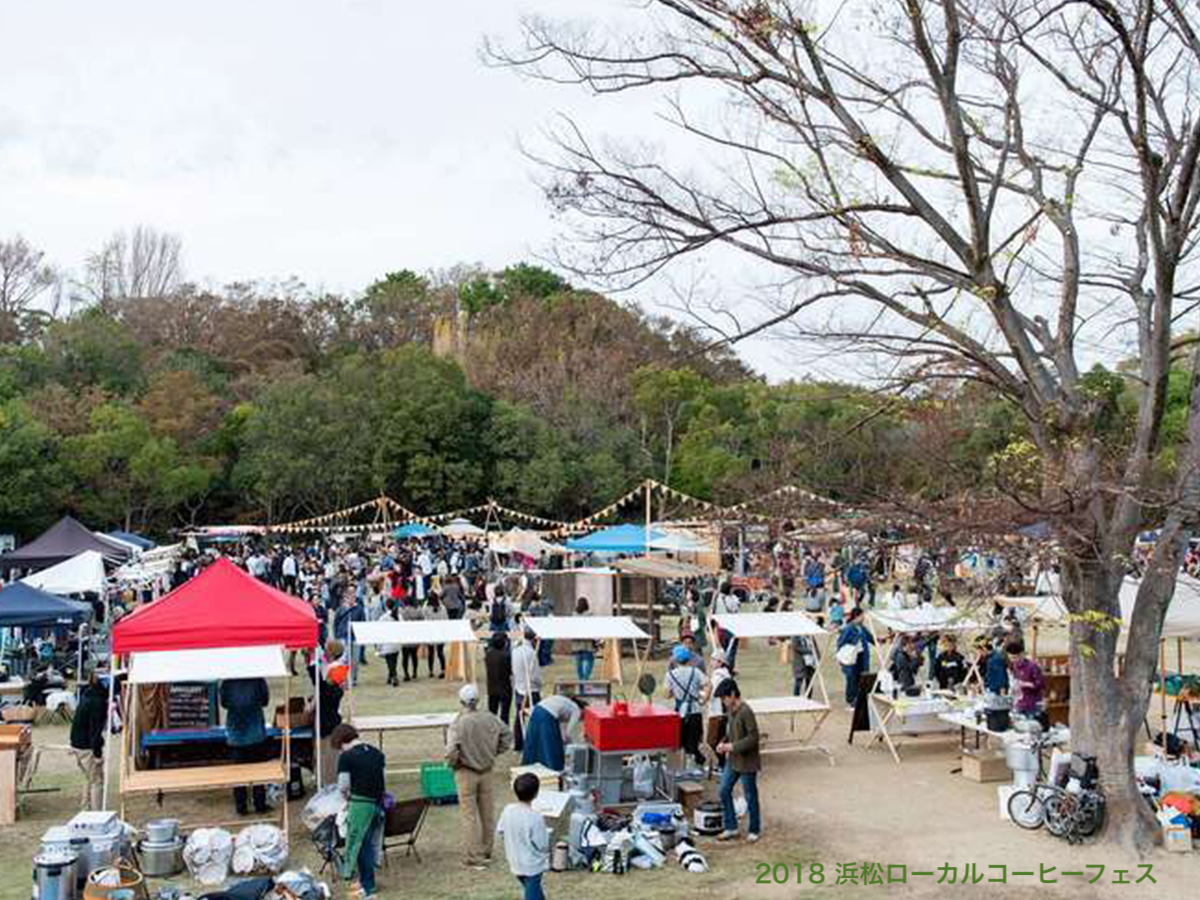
[961,749,1009,783]
[1164,825,1193,853]
[273,698,314,729]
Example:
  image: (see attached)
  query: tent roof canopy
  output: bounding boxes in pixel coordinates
[489,528,566,557]
[393,522,438,539]
[567,524,713,555]
[868,607,983,633]
[352,619,477,646]
[524,615,649,641]
[108,530,156,551]
[129,645,288,684]
[441,518,485,537]
[0,516,132,573]
[613,556,714,579]
[0,582,91,628]
[712,612,825,638]
[112,557,318,653]
[20,550,107,596]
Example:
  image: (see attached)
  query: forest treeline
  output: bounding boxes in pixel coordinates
[3,228,1166,541]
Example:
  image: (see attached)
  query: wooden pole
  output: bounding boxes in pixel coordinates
[644,481,652,558]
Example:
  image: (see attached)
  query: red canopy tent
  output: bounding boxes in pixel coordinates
[112,557,318,653]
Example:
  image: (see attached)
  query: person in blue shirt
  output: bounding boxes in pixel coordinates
[835,608,875,707]
[984,640,1010,694]
[219,677,271,815]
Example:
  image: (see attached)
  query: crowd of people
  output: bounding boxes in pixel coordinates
[15,528,1066,900]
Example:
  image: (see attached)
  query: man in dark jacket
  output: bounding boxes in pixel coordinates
[69,671,107,810]
[485,632,513,726]
[220,677,272,815]
[714,679,762,842]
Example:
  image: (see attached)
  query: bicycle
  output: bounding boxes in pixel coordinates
[1008,748,1105,843]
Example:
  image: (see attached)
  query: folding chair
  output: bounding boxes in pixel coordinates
[382,797,430,866]
[311,814,344,881]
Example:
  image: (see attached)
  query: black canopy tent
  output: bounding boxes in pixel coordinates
[0,516,132,574]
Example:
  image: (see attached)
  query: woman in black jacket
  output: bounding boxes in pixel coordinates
[485,632,513,725]
[69,671,108,810]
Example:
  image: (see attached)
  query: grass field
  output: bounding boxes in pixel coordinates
[1,621,836,900]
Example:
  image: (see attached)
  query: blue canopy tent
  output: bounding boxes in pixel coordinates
[0,583,91,629]
[393,522,437,539]
[565,524,666,555]
[107,530,156,551]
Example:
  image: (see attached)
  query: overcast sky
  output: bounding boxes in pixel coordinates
[0,0,799,379]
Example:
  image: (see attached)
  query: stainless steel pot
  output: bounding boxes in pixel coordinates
[144,819,179,843]
[138,838,184,878]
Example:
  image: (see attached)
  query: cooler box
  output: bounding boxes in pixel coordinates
[583,703,680,752]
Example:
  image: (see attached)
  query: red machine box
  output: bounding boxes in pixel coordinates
[583,702,681,752]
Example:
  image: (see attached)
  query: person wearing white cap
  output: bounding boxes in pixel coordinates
[705,648,732,774]
[446,682,513,869]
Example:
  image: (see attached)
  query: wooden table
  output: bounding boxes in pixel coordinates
[352,713,457,774]
[745,695,834,764]
[0,679,26,698]
[121,759,289,834]
[867,694,959,764]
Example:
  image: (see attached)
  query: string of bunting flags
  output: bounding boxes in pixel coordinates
[252,480,870,538]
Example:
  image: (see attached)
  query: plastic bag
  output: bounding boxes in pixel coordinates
[183,827,234,886]
[232,824,289,874]
[631,755,655,800]
[272,869,331,900]
[302,785,347,832]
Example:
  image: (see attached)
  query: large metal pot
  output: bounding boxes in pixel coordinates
[137,838,184,878]
[143,819,179,844]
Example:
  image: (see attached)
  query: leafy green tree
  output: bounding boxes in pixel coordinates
[0,399,64,539]
[632,365,708,487]
[43,308,144,394]
[64,402,209,530]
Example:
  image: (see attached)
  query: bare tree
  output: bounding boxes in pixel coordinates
[0,235,58,342]
[494,0,1200,852]
[82,225,184,307]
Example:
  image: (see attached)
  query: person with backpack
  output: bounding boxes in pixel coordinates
[665,646,708,767]
[835,607,875,708]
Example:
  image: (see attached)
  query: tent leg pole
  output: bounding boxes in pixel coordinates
[314,653,322,791]
[102,649,115,810]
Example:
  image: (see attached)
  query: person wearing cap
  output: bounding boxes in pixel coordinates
[705,648,732,772]
[665,645,708,767]
[714,679,762,842]
[446,683,513,870]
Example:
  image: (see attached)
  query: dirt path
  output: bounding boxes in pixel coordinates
[740,704,1191,900]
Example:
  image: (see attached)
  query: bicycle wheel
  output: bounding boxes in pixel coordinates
[1077,790,1105,837]
[1044,790,1072,837]
[1007,789,1046,830]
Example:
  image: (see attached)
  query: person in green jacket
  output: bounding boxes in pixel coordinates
[714,678,761,842]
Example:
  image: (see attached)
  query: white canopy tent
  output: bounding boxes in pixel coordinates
[523,615,650,641]
[127,644,288,684]
[20,550,107,596]
[712,611,833,759]
[442,518,486,538]
[868,607,984,634]
[489,528,567,557]
[525,615,651,687]
[712,611,825,639]
[349,618,480,714]
[115,643,296,834]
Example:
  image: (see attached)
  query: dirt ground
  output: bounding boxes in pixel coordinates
[2,625,1195,900]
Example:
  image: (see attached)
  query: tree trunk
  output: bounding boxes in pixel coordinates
[1062,563,1157,855]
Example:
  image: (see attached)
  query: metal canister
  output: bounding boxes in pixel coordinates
[551,841,570,872]
[32,852,78,900]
